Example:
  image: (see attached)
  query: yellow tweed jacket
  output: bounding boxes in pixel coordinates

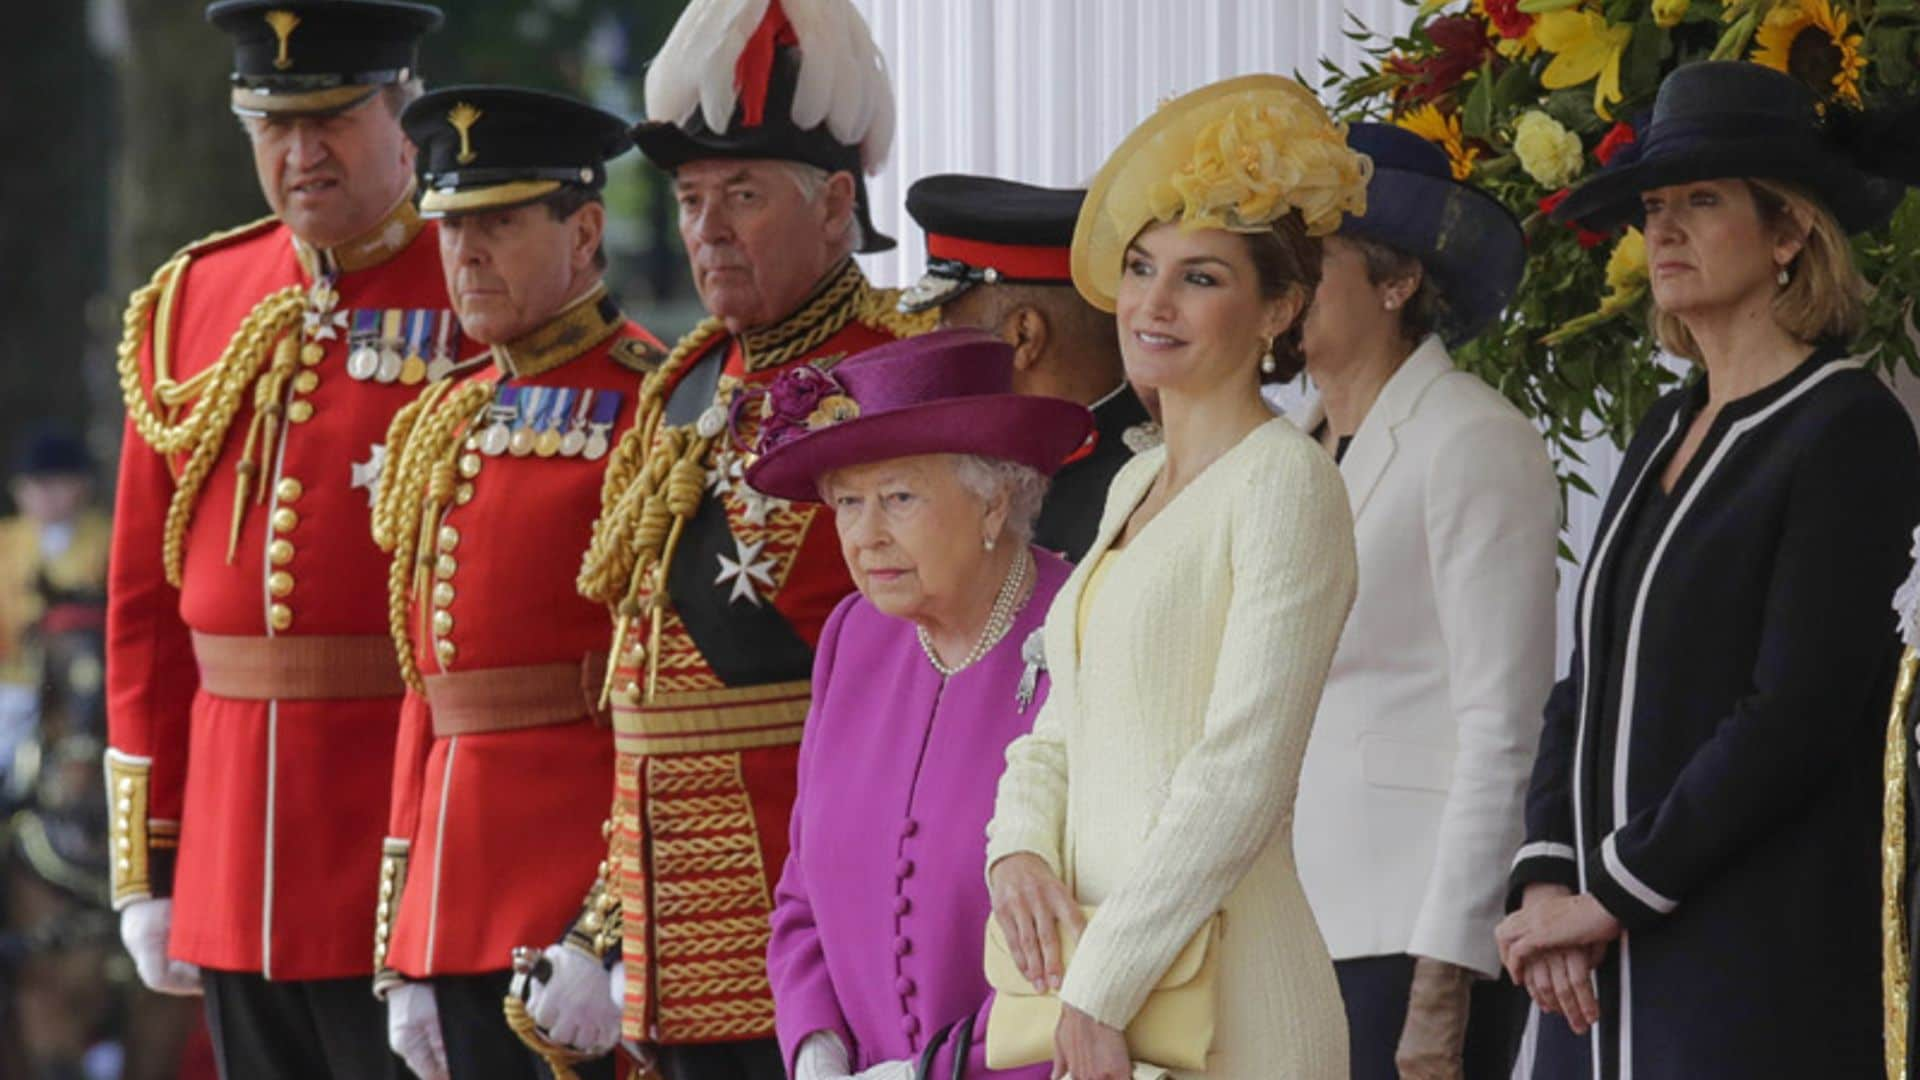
[987,418,1358,1079]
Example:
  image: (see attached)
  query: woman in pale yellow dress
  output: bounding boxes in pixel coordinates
[984,75,1368,1080]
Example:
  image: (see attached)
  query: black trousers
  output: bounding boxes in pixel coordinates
[202,968,402,1080]
[1334,954,1526,1080]
[434,970,616,1080]
[653,1038,784,1080]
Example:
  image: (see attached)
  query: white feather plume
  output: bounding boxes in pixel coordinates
[643,0,769,131]
[783,0,895,171]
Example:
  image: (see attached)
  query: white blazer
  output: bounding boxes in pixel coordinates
[1290,336,1559,977]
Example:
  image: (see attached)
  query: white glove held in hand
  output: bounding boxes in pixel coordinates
[387,981,449,1080]
[794,1031,852,1080]
[515,944,620,1056]
[119,898,202,996]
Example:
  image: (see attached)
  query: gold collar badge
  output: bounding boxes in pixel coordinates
[264,10,300,71]
[448,103,483,165]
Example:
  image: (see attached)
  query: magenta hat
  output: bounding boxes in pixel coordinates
[741,327,1095,503]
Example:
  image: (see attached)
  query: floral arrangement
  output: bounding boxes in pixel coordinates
[1321,0,1920,477]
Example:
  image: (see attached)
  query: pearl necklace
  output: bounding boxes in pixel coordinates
[918,548,1034,678]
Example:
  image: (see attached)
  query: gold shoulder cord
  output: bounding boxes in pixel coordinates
[855,282,940,338]
[371,376,498,691]
[1887,647,1917,1080]
[116,218,313,586]
[577,319,726,706]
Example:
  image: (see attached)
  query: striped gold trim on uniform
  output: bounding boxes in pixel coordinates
[611,679,809,756]
[105,750,155,907]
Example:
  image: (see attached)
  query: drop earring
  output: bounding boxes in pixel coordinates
[1776,263,1791,287]
[1259,337,1277,376]
[984,536,996,552]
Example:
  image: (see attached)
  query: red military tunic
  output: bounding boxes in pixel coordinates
[107,197,472,980]
[575,259,935,1046]
[376,288,666,983]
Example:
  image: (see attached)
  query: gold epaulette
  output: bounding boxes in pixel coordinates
[116,214,305,586]
[856,282,940,339]
[370,376,498,691]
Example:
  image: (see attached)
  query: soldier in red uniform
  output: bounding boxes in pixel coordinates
[372,87,667,1080]
[105,3,453,1077]
[527,3,933,1078]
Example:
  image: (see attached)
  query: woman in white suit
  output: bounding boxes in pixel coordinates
[1290,123,1559,1080]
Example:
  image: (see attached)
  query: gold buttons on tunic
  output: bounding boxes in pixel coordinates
[432,610,454,636]
[268,571,294,598]
[437,525,460,552]
[269,603,293,631]
[454,483,475,506]
[269,540,294,566]
[293,371,320,394]
[436,639,457,665]
[432,582,455,608]
[276,477,303,502]
[287,400,315,424]
[434,555,457,580]
[458,453,482,479]
[272,508,299,534]
[301,343,325,366]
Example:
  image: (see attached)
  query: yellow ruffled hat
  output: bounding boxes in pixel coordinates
[1071,74,1373,312]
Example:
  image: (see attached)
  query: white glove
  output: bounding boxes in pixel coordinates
[608,959,626,1011]
[119,898,202,996]
[851,1061,914,1080]
[511,944,620,1056]
[794,1031,853,1080]
[386,981,449,1080]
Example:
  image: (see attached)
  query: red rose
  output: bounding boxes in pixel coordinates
[1594,121,1637,167]
[1481,0,1535,40]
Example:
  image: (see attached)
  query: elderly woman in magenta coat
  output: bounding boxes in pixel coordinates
[752,328,1093,1080]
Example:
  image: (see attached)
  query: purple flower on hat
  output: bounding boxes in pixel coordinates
[742,364,853,455]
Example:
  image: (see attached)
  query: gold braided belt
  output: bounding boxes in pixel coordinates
[610,680,810,757]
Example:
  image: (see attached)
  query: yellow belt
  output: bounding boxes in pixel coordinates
[611,679,810,756]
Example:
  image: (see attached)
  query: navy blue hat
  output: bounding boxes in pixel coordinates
[404,87,632,218]
[1551,62,1906,235]
[900,175,1084,313]
[14,429,93,479]
[207,0,442,118]
[1340,123,1525,346]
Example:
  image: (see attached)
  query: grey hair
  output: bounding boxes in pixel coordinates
[773,160,861,257]
[949,454,1049,545]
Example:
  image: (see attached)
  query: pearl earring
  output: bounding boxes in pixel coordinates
[1259,338,1277,376]
[984,536,996,552]
[1384,298,1401,311]
[1777,264,1791,287]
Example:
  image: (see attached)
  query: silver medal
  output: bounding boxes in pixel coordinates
[376,346,404,384]
[480,423,511,457]
[348,345,381,381]
[696,404,727,440]
[583,424,611,461]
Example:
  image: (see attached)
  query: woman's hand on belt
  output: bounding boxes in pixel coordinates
[1053,1003,1130,1080]
[989,852,1084,992]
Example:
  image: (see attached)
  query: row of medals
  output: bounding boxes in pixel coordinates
[345,310,464,385]
[473,387,620,461]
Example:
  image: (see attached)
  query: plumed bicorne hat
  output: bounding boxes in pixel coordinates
[1340,123,1525,346]
[633,0,898,253]
[1551,61,1910,235]
[741,328,1094,503]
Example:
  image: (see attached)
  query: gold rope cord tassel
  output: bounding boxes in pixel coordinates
[1887,646,1917,1080]
[501,995,588,1080]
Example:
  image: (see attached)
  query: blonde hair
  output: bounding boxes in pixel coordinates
[1654,179,1867,362]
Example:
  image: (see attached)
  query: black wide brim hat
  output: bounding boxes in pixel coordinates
[632,46,894,253]
[207,0,443,117]
[1340,123,1525,346]
[1552,61,1907,235]
[404,86,632,217]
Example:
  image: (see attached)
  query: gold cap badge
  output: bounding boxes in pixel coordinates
[264,10,300,71]
[449,102,483,165]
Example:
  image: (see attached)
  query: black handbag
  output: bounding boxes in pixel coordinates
[915,1011,976,1080]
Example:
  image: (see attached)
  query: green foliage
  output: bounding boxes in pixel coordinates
[1321,0,1920,509]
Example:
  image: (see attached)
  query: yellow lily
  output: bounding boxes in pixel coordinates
[1535,8,1634,119]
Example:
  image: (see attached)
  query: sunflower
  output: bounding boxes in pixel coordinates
[1395,102,1480,180]
[1751,0,1866,107]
